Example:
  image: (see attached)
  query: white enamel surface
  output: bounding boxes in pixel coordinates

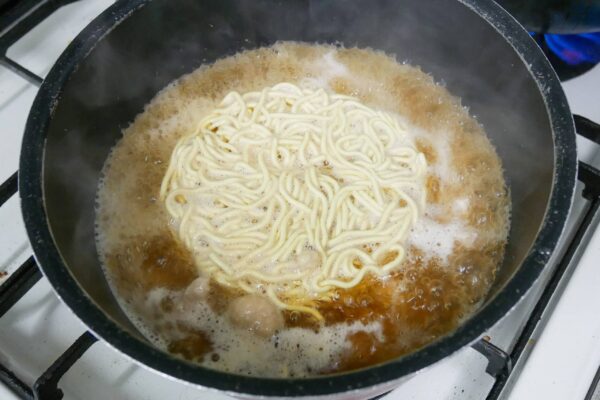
[0,1,599,399]
[503,65,600,400]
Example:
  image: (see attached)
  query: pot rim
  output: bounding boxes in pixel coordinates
[19,0,577,396]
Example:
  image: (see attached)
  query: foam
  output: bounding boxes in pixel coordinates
[142,287,382,377]
[299,51,350,90]
[428,132,456,183]
[407,217,477,262]
[453,197,470,214]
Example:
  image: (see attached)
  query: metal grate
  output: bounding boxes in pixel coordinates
[473,119,600,399]
[484,158,600,399]
[0,2,97,400]
[0,1,599,400]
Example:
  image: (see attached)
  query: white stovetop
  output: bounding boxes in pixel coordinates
[1,1,599,399]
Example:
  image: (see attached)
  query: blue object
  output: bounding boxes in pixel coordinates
[544,32,600,65]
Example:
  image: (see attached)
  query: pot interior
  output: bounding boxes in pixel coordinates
[41,0,554,367]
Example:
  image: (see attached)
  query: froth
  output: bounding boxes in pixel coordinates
[299,51,350,91]
[144,287,382,377]
[407,216,477,262]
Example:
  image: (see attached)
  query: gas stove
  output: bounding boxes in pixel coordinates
[1,1,599,399]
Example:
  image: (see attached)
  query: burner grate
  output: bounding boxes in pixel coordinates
[0,171,18,207]
[0,0,78,85]
[0,3,97,400]
[485,159,600,399]
[0,256,40,318]
[0,1,599,400]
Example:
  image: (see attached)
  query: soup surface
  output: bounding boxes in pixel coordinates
[96,42,510,377]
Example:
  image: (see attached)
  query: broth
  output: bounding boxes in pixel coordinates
[95,42,509,377]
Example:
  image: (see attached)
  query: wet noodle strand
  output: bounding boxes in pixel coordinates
[160,82,427,320]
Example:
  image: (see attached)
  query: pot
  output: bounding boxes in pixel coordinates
[19,0,577,398]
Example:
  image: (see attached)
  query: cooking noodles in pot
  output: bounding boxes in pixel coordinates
[95,42,510,377]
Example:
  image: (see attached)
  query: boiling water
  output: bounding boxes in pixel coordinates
[95,42,510,377]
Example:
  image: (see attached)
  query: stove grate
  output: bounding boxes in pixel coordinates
[0,171,18,207]
[486,155,600,399]
[0,256,40,318]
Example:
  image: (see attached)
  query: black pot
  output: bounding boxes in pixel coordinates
[19,0,577,398]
